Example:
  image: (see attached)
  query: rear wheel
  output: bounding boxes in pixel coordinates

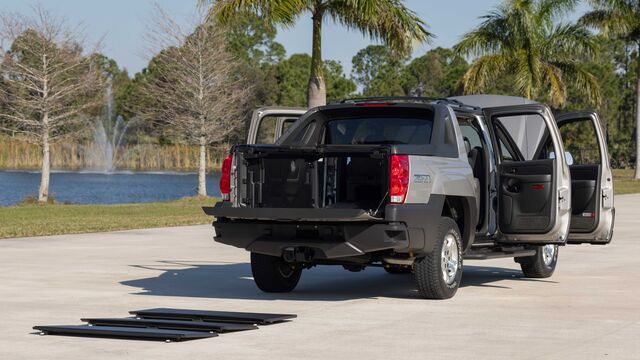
[250,252,302,292]
[414,217,463,299]
[517,244,558,278]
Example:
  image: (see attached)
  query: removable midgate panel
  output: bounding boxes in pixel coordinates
[239,149,389,213]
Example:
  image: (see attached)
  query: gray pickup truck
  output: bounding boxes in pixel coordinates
[204,95,614,299]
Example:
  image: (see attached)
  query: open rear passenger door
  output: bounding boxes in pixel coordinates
[547,112,614,244]
[484,104,572,244]
[246,107,307,144]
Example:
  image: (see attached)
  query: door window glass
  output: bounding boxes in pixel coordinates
[557,120,601,165]
[288,121,316,144]
[498,137,516,161]
[256,115,278,144]
[494,114,549,160]
[325,117,433,145]
[493,124,522,162]
[282,118,297,133]
[459,122,483,149]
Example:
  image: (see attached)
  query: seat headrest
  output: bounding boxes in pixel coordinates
[463,136,472,154]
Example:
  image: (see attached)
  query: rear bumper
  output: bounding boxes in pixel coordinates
[204,195,446,259]
[212,219,409,259]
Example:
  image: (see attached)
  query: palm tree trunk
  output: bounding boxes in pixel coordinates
[38,124,50,204]
[198,136,207,197]
[307,9,326,108]
[635,42,640,179]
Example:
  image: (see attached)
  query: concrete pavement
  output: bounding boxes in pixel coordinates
[1,195,639,359]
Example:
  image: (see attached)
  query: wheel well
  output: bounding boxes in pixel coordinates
[441,196,473,251]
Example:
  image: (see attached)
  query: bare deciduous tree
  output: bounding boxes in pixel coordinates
[0,7,104,203]
[141,5,253,196]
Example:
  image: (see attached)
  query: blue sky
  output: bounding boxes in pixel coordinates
[0,0,590,76]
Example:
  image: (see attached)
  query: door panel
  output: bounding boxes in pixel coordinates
[484,104,571,244]
[246,107,307,144]
[499,160,554,233]
[556,112,614,244]
[569,165,599,233]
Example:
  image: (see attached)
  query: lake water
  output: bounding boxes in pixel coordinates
[0,170,221,206]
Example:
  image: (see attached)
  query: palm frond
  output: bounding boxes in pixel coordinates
[327,0,432,56]
[541,62,567,107]
[210,0,310,26]
[587,0,636,14]
[580,9,634,39]
[552,60,602,106]
[537,0,580,23]
[454,8,510,57]
[512,49,542,99]
[543,23,596,59]
[456,0,600,104]
[461,54,510,94]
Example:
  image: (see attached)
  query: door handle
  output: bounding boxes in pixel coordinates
[502,179,520,194]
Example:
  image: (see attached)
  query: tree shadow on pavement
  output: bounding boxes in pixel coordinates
[121,261,556,301]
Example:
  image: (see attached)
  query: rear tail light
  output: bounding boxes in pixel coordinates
[390,154,409,204]
[219,153,233,201]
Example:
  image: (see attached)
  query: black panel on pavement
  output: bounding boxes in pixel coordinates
[33,325,218,341]
[81,317,257,332]
[130,308,297,325]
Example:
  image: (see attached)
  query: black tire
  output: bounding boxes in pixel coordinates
[517,244,558,278]
[250,252,302,292]
[384,265,412,274]
[414,217,463,299]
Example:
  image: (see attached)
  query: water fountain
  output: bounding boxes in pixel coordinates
[86,80,130,173]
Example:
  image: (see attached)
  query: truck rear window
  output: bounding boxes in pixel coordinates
[325,117,433,145]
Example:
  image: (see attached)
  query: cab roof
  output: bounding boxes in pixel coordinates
[335,95,538,113]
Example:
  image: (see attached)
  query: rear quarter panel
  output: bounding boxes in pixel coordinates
[406,155,477,202]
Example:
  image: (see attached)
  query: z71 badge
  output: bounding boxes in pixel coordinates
[413,174,431,183]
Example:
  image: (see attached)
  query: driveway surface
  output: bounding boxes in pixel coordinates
[1,194,639,359]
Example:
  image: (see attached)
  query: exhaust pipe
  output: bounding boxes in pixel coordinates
[383,257,415,266]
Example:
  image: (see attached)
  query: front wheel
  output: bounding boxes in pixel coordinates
[250,252,302,292]
[517,244,558,278]
[414,217,463,299]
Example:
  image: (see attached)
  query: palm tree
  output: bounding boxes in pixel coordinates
[581,0,640,179]
[454,0,600,108]
[199,0,431,107]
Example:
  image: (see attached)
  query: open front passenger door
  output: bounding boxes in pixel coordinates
[246,107,307,144]
[484,104,572,244]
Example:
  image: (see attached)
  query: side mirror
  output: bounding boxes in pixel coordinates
[548,151,574,166]
[565,151,574,166]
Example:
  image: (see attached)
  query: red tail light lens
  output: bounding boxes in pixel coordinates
[390,154,409,204]
[219,153,233,201]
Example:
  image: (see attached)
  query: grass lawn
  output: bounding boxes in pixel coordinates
[0,196,217,239]
[613,169,640,195]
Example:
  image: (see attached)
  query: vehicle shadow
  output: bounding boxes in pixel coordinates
[121,261,556,301]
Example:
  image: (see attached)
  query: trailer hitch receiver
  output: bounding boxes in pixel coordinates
[282,247,315,263]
